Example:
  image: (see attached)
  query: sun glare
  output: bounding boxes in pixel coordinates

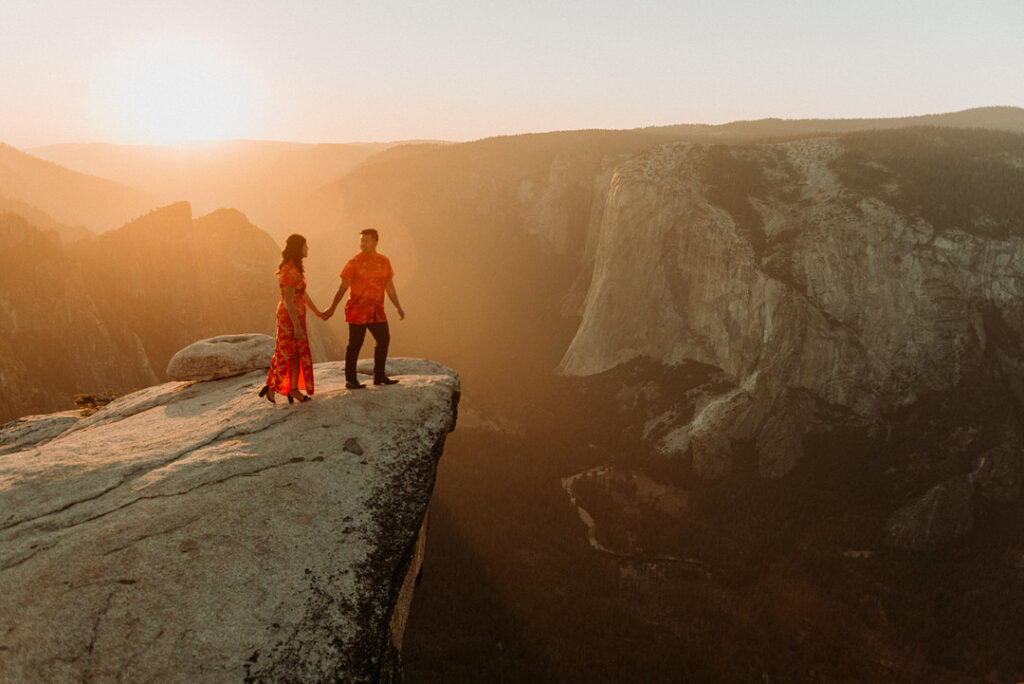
[101,39,252,144]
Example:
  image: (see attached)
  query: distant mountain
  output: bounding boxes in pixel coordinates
[645,105,1024,141]
[0,143,158,232]
[0,198,91,243]
[0,203,342,422]
[27,140,410,239]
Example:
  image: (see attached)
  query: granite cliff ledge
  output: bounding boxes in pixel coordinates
[0,358,459,683]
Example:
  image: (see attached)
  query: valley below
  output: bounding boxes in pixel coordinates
[405,365,1024,682]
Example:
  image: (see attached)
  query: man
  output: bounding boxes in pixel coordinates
[325,229,405,389]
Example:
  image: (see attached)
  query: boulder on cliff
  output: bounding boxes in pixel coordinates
[0,358,459,683]
[166,333,276,381]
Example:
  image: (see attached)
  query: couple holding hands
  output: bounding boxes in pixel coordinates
[258,229,404,404]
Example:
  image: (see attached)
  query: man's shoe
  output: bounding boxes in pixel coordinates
[373,376,399,386]
[346,381,366,390]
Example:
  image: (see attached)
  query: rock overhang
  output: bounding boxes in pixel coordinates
[0,358,459,683]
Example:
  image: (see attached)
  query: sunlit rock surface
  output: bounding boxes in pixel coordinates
[0,358,459,683]
[560,138,1024,479]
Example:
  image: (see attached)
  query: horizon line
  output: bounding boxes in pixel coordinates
[11,104,1023,150]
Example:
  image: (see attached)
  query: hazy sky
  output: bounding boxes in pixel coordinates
[2,0,1022,146]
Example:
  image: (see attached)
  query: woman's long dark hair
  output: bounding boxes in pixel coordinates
[278,233,306,275]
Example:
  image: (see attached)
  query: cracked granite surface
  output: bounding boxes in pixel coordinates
[0,358,459,683]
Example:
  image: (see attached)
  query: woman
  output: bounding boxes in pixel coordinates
[259,234,326,403]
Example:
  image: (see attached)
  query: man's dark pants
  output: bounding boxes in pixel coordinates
[345,321,390,383]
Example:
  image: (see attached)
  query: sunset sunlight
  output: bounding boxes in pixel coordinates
[3,0,1024,681]
[100,39,252,144]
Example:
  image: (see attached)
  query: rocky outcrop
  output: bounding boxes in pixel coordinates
[0,358,459,683]
[884,477,975,551]
[166,333,275,381]
[559,134,1024,481]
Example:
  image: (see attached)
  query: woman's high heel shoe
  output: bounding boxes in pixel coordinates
[287,390,311,404]
[258,385,275,404]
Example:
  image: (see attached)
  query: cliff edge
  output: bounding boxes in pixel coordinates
[0,358,459,683]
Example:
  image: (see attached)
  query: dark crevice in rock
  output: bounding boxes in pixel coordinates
[100,513,207,556]
[86,589,117,658]
[0,479,127,533]
[72,457,316,533]
[0,540,59,572]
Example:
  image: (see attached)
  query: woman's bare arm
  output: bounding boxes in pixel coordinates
[325,279,350,319]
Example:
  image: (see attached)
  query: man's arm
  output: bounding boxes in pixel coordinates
[325,279,349,319]
[385,279,405,320]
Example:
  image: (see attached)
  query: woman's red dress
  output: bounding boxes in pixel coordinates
[266,262,314,395]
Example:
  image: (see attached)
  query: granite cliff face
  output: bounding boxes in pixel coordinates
[560,133,1024,486]
[0,358,459,683]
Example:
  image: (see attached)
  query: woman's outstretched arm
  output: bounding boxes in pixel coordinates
[305,292,326,320]
[324,279,350,319]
